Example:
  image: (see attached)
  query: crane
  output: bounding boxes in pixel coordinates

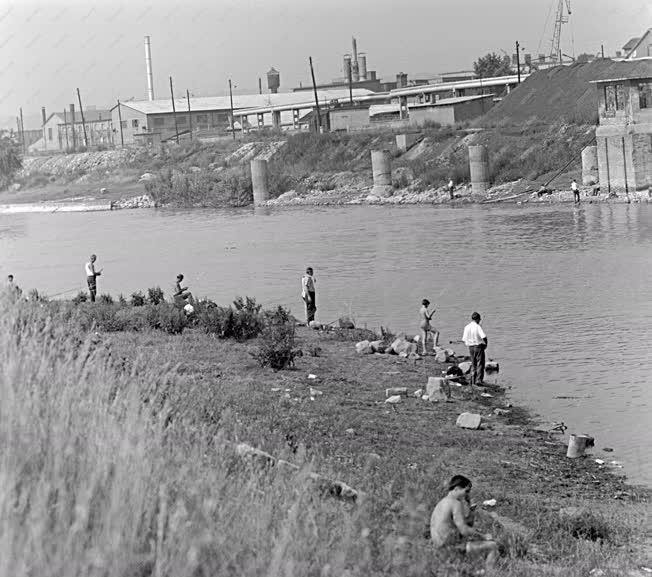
[549,0,571,64]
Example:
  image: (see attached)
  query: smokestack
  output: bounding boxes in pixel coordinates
[145,36,154,100]
[352,37,358,66]
[358,53,367,81]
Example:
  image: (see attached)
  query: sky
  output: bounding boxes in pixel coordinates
[1,0,649,128]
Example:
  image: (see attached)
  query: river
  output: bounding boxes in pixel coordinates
[1,203,650,485]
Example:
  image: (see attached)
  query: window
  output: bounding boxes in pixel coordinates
[615,84,626,110]
[176,115,187,125]
[48,127,52,140]
[196,114,207,124]
[639,82,652,109]
[120,120,127,128]
[153,117,165,127]
[604,84,626,113]
[132,119,139,128]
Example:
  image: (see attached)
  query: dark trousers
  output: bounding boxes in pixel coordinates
[573,190,580,203]
[87,276,97,302]
[304,291,316,323]
[468,345,485,386]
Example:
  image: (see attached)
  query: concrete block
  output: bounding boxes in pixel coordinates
[385,387,408,398]
[456,412,482,429]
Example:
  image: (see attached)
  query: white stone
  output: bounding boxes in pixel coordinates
[385,395,402,404]
[427,377,451,400]
[458,361,472,374]
[385,387,408,398]
[413,389,423,398]
[456,412,482,429]
[355,340,373,354]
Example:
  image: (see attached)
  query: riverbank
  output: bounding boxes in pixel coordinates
[2,297,649,576]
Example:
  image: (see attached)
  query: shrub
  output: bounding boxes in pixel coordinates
[27,289,47,303]
[118,294,127,305]
[72,291,88,304]
[252,316,296,370]
[98,294,114,304]
[195,297,264,341]
[130,291,146,307]
[75,303,127,332]
[145,304,187,334]
[147,286,165,305]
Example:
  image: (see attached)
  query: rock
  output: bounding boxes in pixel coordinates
[456,412,482,429]
[355,340,373,354]
[338,316,355,329]
[365,194,381,203]
[385,395,402,404]
[482,499,497,507]
[391,338,417,355]
[413,389,423,398]
[309,320,322,330]
[370,340,386,353]
[189,166,201,173]
[427,376,451,401]
[485,360,500,372]
[458,361,472,374]
[421,394,431,401]
[9,182,21,191]
[434,349,449,363]
[385,387,408,398]
[345,428,355,435]
[493,408,511,416]
[139,172,154,182]
[100,187,108,195]
[367,452,381,461]
[309,387,323,397]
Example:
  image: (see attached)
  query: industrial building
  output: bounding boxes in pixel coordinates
[29,108,113,152]
[592,61,652,193]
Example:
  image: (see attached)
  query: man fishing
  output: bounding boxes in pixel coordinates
[462,312,487,387]
[301,267,316,324]
[85,254,102,302]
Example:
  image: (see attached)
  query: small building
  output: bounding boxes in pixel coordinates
[407,94,495,127]
[624,29,652,59]
[591,61,652,193]
[29,109,113,152]
[329,105,372,132]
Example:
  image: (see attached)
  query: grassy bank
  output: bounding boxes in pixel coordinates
[0,295,649,577]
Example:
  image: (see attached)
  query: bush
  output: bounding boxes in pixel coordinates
[147,286,165,305]
[98,294,114,304]
[130,291,146,307]
[252,316,296,370]
[72,291,88,304]
[145,303,187,334]
[195,296,265,341]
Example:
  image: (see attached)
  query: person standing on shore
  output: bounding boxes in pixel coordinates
[419,298,439,354]
[301,267,316,324]
[5,274,22,300]
[85,254,102,303]
[430,475,498,572]
[447,178,455,200]
[462,312,487,386]
[571,179,580,203]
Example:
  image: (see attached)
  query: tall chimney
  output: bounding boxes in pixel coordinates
[351,37,360,82]
[145,36,154,100]
[352,37,358,66]
[358,53,367,81]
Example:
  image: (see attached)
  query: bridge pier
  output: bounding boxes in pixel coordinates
[272,110,281,129]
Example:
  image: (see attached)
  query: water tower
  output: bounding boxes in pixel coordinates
[267,67,280,93]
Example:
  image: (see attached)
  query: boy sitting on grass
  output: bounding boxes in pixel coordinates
[431,475,498,574]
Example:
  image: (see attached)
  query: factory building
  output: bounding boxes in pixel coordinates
[592,61,652,193]
[29,108,113,152]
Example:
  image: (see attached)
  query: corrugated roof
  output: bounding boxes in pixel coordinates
[49,109,112,123]
[120,89,375,116]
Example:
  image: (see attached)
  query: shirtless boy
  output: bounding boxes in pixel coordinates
[430,475,498,572]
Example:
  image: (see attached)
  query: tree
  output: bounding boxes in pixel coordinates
[473,53,513,79]
[0,130,22,190]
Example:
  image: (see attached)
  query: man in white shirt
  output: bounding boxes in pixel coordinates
[301,267,316,324]
[85,254,102,302]
[571,179,580,203]
[462,312,487,386]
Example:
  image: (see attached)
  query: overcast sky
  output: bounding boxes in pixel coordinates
[1,0,649,128]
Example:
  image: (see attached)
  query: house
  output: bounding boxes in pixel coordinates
[591,60,652,193]
[29,109,113,152]
[624,29,652,59]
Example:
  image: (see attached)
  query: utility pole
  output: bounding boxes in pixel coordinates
[169,76,179,144]
[346,58,353,106]
[18,109,25,155]
[186,89,192,141]
[515,41,521,84]
[116,99,124,147]
[69,103,76,151]
[601,44,605,58]
[76,88,88,148]
[258,77,262,95]
[63,109,70,151]
[228,79,235,140]
[41,107,47,151]
[309,56,322,132]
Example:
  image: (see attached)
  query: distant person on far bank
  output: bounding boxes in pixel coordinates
[462,312,487,386]
[571,179,580,203]
[85,254,102,302]
[419,298,439,354]
[430,474,498,572]
[448,179,455,200]
[301,267,316,324]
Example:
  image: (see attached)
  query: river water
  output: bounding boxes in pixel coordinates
[1,203,651,485]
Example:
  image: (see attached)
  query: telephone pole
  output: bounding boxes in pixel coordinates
[309,56,322,132]
[515,41,521,84]
[229,79,235,140]
[169,76,179,144]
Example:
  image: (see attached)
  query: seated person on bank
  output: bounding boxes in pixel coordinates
[431,474,499,572]
[173,274,194,305]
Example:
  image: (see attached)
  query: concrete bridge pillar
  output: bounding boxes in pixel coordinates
[257,113,264,129]
[371,150,393,197]
[582,145,598,185]
[292,109,300,129]
[251,159,269,205]
[399,96,409,120]
[272,110,281,129]
[468,145,490,194]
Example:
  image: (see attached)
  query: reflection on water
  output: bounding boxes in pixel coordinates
[1,203,651,484]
